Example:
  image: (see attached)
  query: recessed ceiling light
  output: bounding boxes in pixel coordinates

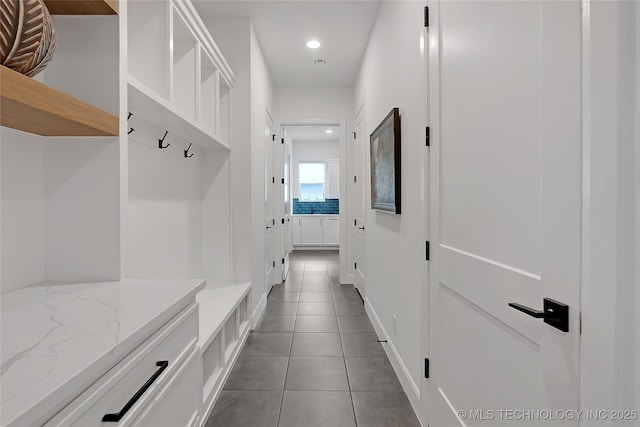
[306,40,321,49]
[325,129,333,134]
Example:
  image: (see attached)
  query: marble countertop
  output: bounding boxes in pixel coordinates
[0,279,205,426]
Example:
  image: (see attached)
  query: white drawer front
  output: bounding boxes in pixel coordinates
[133,348,200,427]
[46,304,198,427]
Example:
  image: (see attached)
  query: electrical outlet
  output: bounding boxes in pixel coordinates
[393,314,397,334]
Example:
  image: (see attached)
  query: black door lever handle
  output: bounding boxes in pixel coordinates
[508,303,545,318]
[508,298,569,332]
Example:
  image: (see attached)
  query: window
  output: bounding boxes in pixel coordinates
[299,162,325,201]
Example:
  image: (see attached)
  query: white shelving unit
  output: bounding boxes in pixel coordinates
[197,284,251,422]
[2,1,241,425]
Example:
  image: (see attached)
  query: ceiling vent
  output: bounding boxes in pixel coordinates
[313,59,327,66]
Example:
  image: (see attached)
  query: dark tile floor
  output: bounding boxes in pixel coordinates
[205,250,421,427]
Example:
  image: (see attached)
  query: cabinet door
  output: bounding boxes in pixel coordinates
[322,218,340,246]
[133,348,200,427]
[300,218,323,245]
[292,217,302,245]
[326,159,340,199]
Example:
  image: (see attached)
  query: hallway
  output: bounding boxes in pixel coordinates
[205,250,420,427]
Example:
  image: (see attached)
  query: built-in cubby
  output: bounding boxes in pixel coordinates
[197,284,251,422]
[172,8,197,121]
[201,334,222,401]
[128,0,170,100]
[126,115,231,283]
[1,15,120,293]
[128,0,234,151]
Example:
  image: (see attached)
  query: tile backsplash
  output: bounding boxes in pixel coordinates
[293,198,339,215]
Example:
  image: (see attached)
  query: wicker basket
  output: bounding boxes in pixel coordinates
[1,0,56,77]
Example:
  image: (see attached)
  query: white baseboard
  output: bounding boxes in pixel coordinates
[340,272,354,285]
[364,297,426,427]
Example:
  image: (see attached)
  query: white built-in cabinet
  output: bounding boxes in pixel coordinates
[326,159,340,199]
[292,216,340,247]
[323,217,340,245]
[1,1,241,425]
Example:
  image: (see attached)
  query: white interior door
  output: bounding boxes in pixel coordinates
[281,131,292,280]
[354,106,366,297]
[265,118,276,291]
[428,1,582,425]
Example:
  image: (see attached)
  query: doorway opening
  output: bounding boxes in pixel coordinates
[278,123,342,282]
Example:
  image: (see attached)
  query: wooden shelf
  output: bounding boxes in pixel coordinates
[44,0,118,15]
[1,66,119,136]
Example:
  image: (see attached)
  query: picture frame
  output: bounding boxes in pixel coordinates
[370,107,401,214]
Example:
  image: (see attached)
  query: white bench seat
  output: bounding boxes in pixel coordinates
[195,282,252,425]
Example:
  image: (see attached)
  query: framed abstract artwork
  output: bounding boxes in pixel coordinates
[370,107,401,214]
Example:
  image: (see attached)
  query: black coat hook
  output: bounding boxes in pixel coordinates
[184,142,194,158]
[128,112,132,120]
[128,127,135,134]
[159,131,170,149]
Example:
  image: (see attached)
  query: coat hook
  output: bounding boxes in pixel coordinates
[184,142,194,158]
[128,112,132,120]
[128,127,135,134]
[159,131,170,149]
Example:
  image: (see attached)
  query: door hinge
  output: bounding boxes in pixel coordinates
[282,258,285,265]
[424,6,429,28]
[281,138,285,144]
[272,176,275,184]
[354,175,357,183]
[354,219,357,226]
[579,312,582,335]
[425,126,430,147]
[352,131,356,139]
[272,134,276,141]
[281,178,285,184]
[425,241,430,261]
[424,358,430,378]
[272,260,276,268]
[354,262,357,269]
[281,218,285,224]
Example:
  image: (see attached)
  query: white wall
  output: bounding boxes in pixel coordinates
[581,0,639,420]
[1,130,46,292]
[636,2,640,414]
[291,140,339,199]
[206,18,274,317]
[275,86,353,122]
[352,0,426,418]
[250,23,275,311]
